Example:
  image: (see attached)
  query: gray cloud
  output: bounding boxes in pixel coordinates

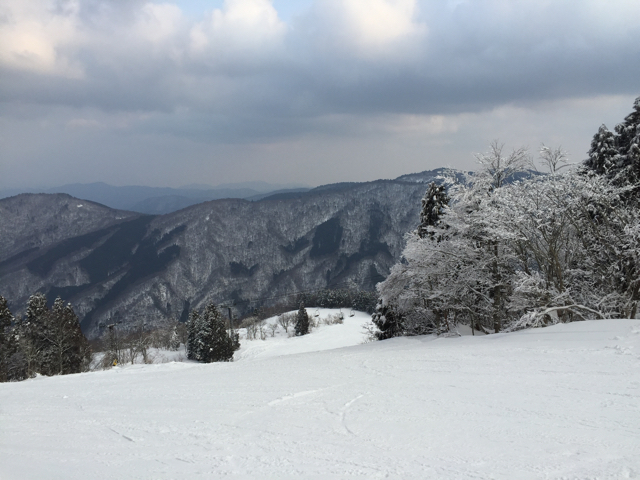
[0,0,638,188]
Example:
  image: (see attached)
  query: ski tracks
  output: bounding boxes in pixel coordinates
[340,394,365,436]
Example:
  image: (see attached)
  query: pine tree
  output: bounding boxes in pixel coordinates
[0,296,15,382]
[187,304,238,362]
[417,182,449,240]
[294,302,309,336]
[585,97,640,187]
[4,294,91,379]
[617,98,640,185]
[615,97,640,155]
[40,298,91,375]
[586,125,618,177]
[371,301,404,340]
[186,309,200,360]
[20,293,49,377]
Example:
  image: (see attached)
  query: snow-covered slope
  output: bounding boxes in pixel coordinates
[1,320,639,479]
[234,308,374,361]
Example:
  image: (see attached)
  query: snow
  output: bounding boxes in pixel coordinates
[1,318,640,479]
[234,308,374,361]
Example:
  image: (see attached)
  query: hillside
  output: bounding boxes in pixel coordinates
[0,170,452,337]
[0,194,139,267]
[1,319,638,479]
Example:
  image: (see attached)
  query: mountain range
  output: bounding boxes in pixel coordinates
[0,181,310,215]
[0,169,457,338]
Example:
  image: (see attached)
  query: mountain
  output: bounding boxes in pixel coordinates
[0,193,139,265]
[0,169,452,337]
[0,181,311,215]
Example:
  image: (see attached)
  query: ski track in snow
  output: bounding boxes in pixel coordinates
[1,315,640,479]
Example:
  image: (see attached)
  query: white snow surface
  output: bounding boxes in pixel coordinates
[234,308,374,361]
[2,318,640,479]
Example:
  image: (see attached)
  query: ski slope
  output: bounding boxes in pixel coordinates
[1,317,639,479]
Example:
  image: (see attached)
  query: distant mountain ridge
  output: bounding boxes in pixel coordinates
[0,169,455,337]
[0,181,311,215]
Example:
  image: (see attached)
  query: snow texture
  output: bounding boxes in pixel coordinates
[1,317,640,479]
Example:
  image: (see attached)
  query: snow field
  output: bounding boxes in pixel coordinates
[1,319,639,479]
[234,308,375,361]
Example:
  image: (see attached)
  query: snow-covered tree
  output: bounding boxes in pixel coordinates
[38,297,91,375]
[374,140,640,337]
[0,296,15,382]
[371,300,405,339]
[187,303,238,362]
[294,302,309,336]
[615,97,640,178]
[5,294,91,379]
[417,182,449,240]
[584,97,640,188]
[586,125,618,177]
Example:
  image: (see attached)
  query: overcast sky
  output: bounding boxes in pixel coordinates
[1,0,638,189]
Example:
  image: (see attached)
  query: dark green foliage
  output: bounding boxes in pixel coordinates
[0,296,15,382]
[371,302,405,340]
[585,96,640,187]
[186,310,199,360]
[418,182,449,240]
[186,303,239,363]
[310,217,343,257]
[41,298,92,375]
[587,125,619,177]
[294,303,309,336]
[1,294,91,381]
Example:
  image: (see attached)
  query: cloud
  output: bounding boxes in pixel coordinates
[0,0,638,189]
[308,0,426,59]
[0,0,84,78]
[190,0,286,57]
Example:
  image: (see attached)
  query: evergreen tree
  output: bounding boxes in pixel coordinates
[187,304,238,362]
[417,182,449,240]
[585,97,640,187]
[20,293,49,377]
[586,125,618,177]
[294,302,309,336]
[0,296,15,382]
[186,309,200,360]
[5,293,91,379]
[371,301,404,340]
[617,98,640,185]
[615,97,640,155]
[40,298,91,375]
[169,326,181,350]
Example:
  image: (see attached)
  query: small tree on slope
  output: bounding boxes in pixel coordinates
[187,303,238,362]
[0,296,15,382]
[294,303,309,336]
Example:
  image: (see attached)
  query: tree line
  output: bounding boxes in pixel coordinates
[0,293,91,382]
[373,97,640,339]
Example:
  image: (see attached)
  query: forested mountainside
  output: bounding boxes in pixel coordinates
[0,170,449,338]
[0,194,139,263]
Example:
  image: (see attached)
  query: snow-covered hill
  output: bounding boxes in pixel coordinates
[2,319,639,479]
[234,308,375,361]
